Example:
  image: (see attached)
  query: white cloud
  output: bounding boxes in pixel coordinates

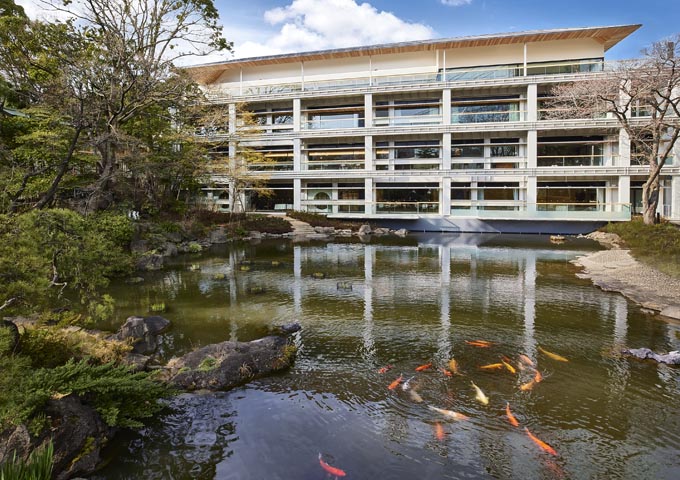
[440,0,473,6]
[232,0,435,59]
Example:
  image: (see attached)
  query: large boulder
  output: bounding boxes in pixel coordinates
[135,253,164,271]
[358,224,372,235]
[209,227,228,244]
[0,395,112,480]
[166,335,297,391]
[112,315,170,355]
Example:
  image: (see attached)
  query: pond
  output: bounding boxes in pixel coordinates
[94,234,680,480]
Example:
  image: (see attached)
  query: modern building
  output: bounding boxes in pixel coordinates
[185,25,680,233]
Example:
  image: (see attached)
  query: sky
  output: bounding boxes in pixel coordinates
[16,0,680,64]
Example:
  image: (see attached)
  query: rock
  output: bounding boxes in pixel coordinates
[249,231,262,239]
[660,306,680,320]
[275,322,302,335]
[0,395,112,480]
[166,335,297,391]
[164,231,183,243]
[161,242,178,257]
[129,239,148,254]
[358,224,372,235]
[394,228,408,237]
[113,315,170,355]
[123,353,152,372]
[314,226,335,234]
[209,228,228,244]
[135,253,164,271]
[372,227,390,236]
[311,272,326,279]
[622,347,680,365]
[125,276,144,284]
[337,229,352,236]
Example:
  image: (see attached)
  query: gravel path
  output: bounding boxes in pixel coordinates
[572,234,680,320]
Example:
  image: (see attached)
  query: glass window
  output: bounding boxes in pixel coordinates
[452,139,484,157]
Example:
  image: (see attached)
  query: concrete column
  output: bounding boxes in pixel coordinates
[228,103,237,134]
[365,135,373,171]
[293,178,302,211]
[526,176,537,213]
[442,89,452,125]
[442,177,451,215]
[293,98,301,132]
[618,129,631,167]
[442,132,451,170]
[672,176,680,220]
[527,130,537,169]
[293,138,302,171]
[365,177,374,214]
[619,176,631,215]
[331,182,339,214]
[527,84,538,122]
[364,93,373,128]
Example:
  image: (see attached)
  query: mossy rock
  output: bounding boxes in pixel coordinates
[311,272,326,279]
[212,273,227,280]
[239,265,251,272]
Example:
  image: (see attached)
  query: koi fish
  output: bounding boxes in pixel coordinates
[506,402,520,427]
[318,453,347,477]
[434,422,445,441]
[538,346,569,362]
[378,365,393,374]
[415,362,433,371]
[409,389,424,404]
[524,427,558,456]
[501,355,513,364]
[428,405,469,421]
[448,358,460,374]
[466,340,492,348]
[388,375,403,390]
[518,354,535,367]
[471,381,489,405]
[401,376,415,391]
[502,360,516,375]
[439,367,453,377]
[520,379,536,391]
[534,370,543,383]
[480,363,504,370]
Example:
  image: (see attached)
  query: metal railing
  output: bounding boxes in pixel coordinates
[450,202,630,219]
[375,202,439,214]
[373,114,442,127]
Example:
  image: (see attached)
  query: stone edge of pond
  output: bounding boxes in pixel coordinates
[572,232,680,322]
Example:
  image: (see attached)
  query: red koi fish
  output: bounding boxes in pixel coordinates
[388,375,403,390]
[415,362,433,372]
[318,453,347,477]
[378,365,393,374]
[466,340,492,348]
[439,367,453,377]
[434,422,445,441]
[506,402,520,427]
[525,427,558,456]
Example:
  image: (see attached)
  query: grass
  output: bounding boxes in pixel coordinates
[0,441,53,480]
[601,217,680,278]
[286,210,368,230]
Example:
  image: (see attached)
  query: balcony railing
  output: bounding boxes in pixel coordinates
[375,202,440,214]
[451,110,525,124]
[537,155,608,167]
[209,60,613,99]
[373,114,442,127]
[450,202,630,220]
[304,117,365,130]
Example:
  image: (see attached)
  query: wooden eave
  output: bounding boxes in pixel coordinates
[185,24,641,85]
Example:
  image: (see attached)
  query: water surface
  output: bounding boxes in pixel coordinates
[95,234,680,479]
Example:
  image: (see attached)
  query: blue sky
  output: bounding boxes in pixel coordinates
[212,0,679,61]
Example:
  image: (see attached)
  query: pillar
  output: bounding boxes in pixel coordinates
[526,176,537,213]
[619,176,631,217]
[293,138,302,171]
[672,176,680,220]
[365,177,374,214]
[293,98,301,132]
[442,177,451,216]
[293,178,302,211]
[527,130,537,169]
[442,89,451,125]
[618,129,631,167]
[364,93,373,128]
[442,132,452,170]
[527,84,538,122]
[365,135,373,171]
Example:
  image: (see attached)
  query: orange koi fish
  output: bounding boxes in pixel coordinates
[318,453,347,477]
[524,427,558,456]
[520,379,536,391]
[439,367,453,377]
[415,362,433,372]
[534,370,543,383]
[378,365,393,374]
[538,346,569,362]
[506,402,520,427]
[502,360,516,374]
[434,422,445,441]
[428,405,470,421]
[466,340,492,347]
[448,358,460,374]
[480,363,504,370]
[518,354,535,367]
[388,375,403,390]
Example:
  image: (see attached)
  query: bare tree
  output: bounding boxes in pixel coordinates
[546,36,680,224]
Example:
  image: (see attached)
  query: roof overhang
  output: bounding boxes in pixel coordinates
[185,24,641,85]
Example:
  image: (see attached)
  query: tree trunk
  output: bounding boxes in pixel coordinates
[33,125,83,210]
[641,177,660,225]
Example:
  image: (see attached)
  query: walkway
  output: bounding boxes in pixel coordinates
[280,215,331,240]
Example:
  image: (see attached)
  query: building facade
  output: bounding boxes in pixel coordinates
[186,25,680,233]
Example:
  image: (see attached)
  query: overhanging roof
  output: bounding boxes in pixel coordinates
[185,24,641,84]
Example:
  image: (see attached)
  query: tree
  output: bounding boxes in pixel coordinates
[546,36,680,224]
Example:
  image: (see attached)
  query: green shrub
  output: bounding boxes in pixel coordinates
[0,441,53,480]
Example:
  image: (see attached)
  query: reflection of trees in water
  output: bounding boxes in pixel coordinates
[102,394,237,479]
